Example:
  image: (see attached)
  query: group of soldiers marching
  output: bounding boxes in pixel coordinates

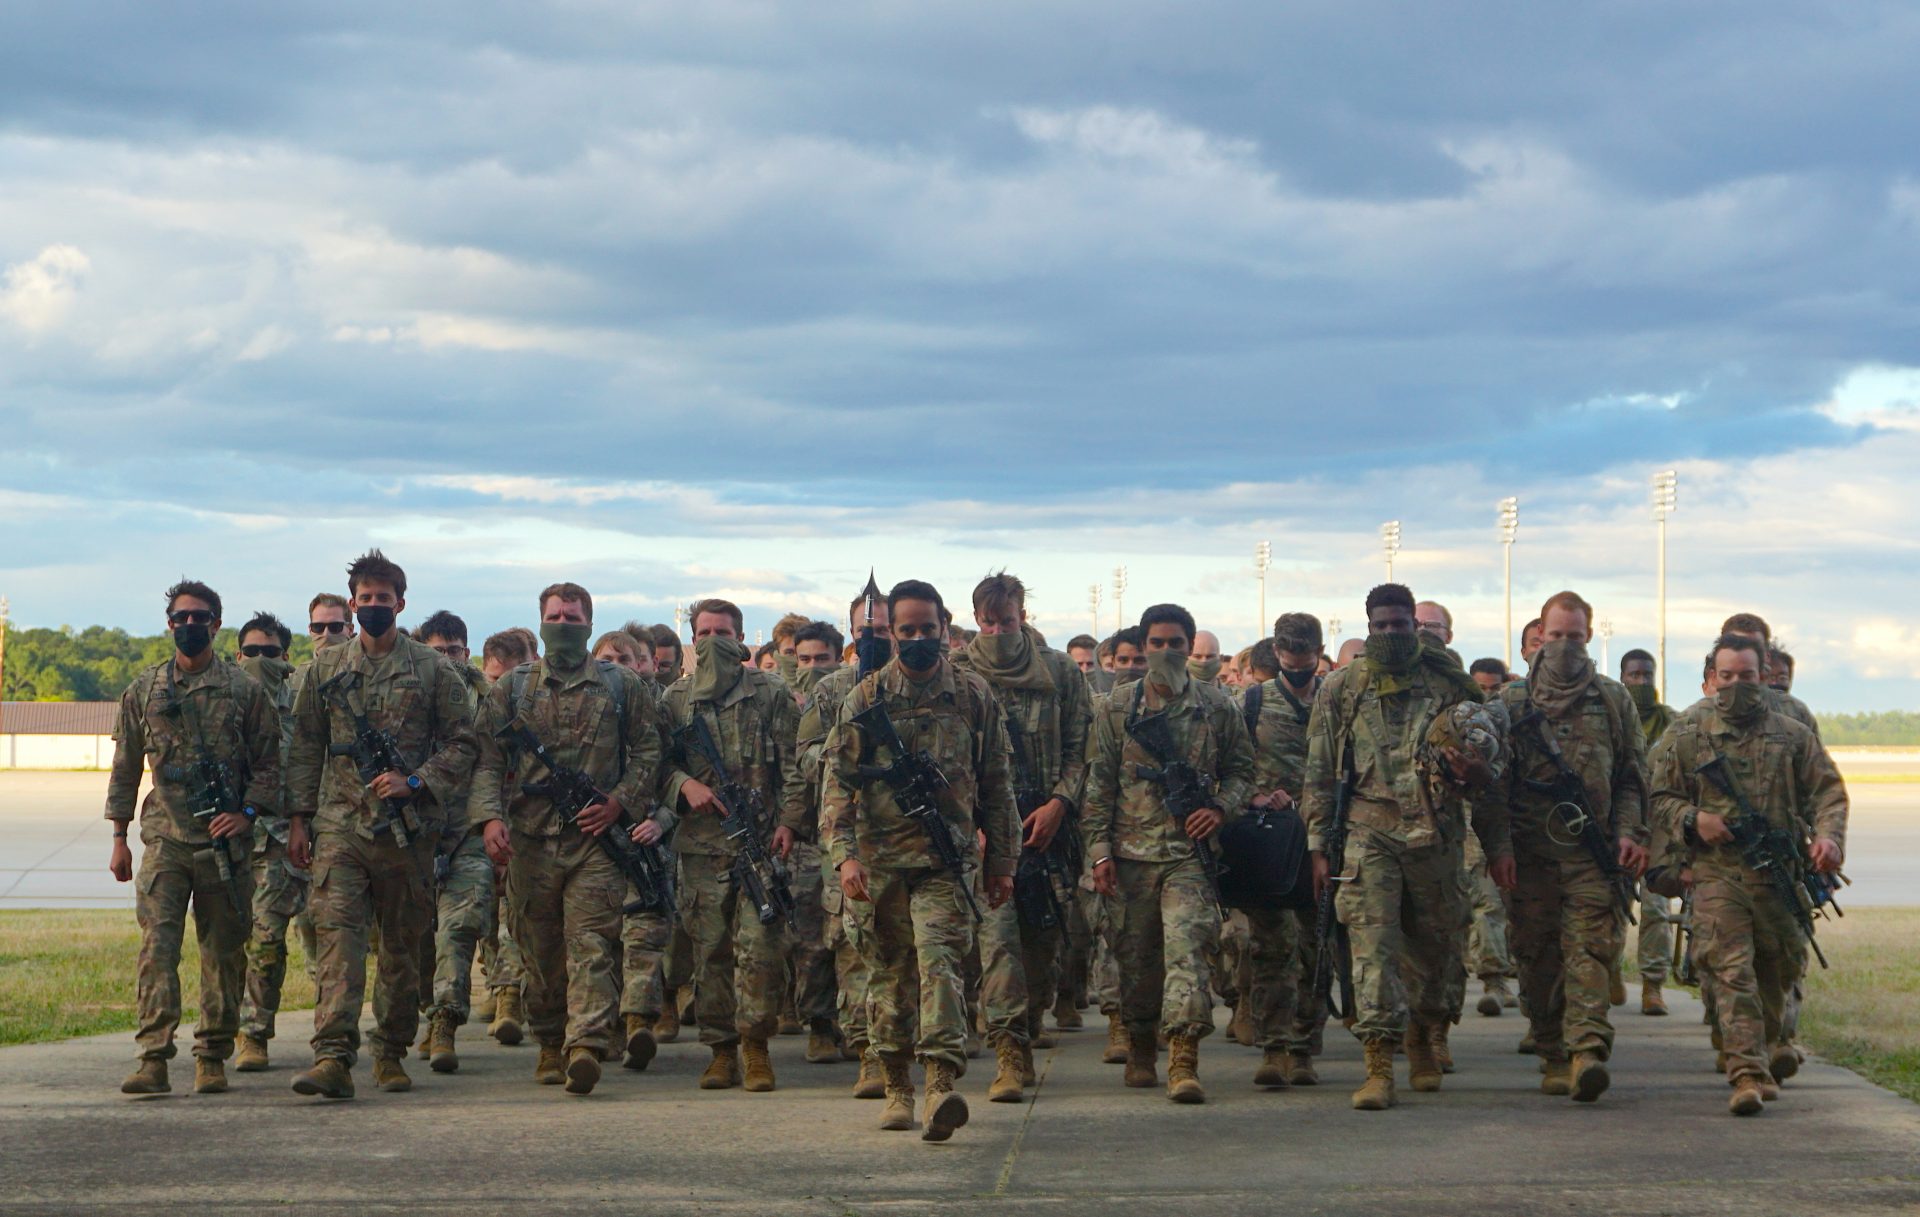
[105,549,1849,1136]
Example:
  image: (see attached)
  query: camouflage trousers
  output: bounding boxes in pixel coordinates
[1636,887,1676,986]
[481,890,523,994]
[1078,881,1121,1015]
[426,831,494,1023]
[1110,856,1221,1041]
[979,888,1063,1046]
[1059,891,1093,1007]
[619,905,670,1020]
[825,858,875,1049]
[508,830,626,1056]
[679,851,789,1046]
[1287,905,1327,1052]
[309,829,434,1066]
[1211,911,1248,1005]
[1463,835,1514,982]
[241,831,312,1042]
[134,835,254,1062]
[1335,828,1467,1044]
[785,841,837,1029]
[1236,904,1301,1050]
[1692,868,1806,1084]
[865,865,975,1072]
[1508,846,1624,1061]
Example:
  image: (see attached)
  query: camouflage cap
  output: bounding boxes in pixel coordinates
[1421,698,1510,784]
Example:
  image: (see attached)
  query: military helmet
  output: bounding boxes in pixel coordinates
[1420,698,1511,784]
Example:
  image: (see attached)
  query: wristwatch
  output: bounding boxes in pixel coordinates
[241,804,259,822]
[406,774,423,793]
[1682,809,1700,846]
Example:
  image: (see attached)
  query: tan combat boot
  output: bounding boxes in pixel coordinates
[372,1056,411,1093]
[1228,1003,1254,1048]
[623,1014,658,1071]
[1571,1051,1610,1103]
[653,1005,680,1044]
[1123,1028,1158,1089]
[1608,962,1628,1007]
[699,1044,742,1090]
[1769,1044,1801,1082]
[922,1060,969,1142]
[428,1009,459,1074]
[852,1048,887,1099]
[473,988,497,1024]
[290,1057,354,1099]
[1476,981,1504,1018]
[1433,1022,1455,1074]
[1053,992,1083,1030]
[234,1035,270,1073]
[987,1035,1024,1103]
[193,1058,228,1094]
[1253,1047,1290,1089]
[1540,1055,1572,1096]
[416,1027,431,1061]
[879,1058,915,1131]
[1642,981,1669,1016]
[1351,1040,1396,1111]
[490,986,525,1046]
[1102,1013,1129,1064]
[1728,1077,1765,1116]
[1018,1042,1037,1088]
[122,1059,168,1095]
[1404,1022,1442,1093]
[564,1046,601,1095]
[1166,1034,1205,1104]
[805,1021,840,1064]
[1285,1050,1319,1087]
[535,1043,566,1086]
[742,1038,776,1092]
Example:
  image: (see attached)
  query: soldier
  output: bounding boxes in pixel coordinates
[1496,591,1649,1103]
[1469,659,1509,699]
[784,619,845,1059]
[476,627,535,1043]
[1719,613,1820,738]
[471,582,663,1095]
[648,624,685,687]
[655,597,807,1092]
[1621,648,1677,1016]
[306,592,356,651]
[1086,625,1147,1064]
[1303,583,1513,1111]
[1520,618,1545,666]
[954,573,1091,1104]
[1188,630,1225,685]
[1085,603,1253,1105]
[825,579,1019,1140]
[233,611,305,1073]
[1767,648,1796,695]
[108,580,280,1095]
[285,550,478,1099]
[1646,634,1847,1116]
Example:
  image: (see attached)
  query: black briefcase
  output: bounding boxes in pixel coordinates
[1215,805,1314,912]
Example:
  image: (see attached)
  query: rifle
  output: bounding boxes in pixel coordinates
[172,754,249,916]
[1671,888,1697,986]
[1694,754,1832,969]
[1123,697,1225,916]
[1312,734,1356,1021]
[676,713,796,930]
[1006,715,1076,934]
[500,721,675,918]
[850,699,983,922]
[1515,709,1636,924]
[318,671,424,849]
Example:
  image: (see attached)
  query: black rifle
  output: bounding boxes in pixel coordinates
[1123,700,1225,916]
[172,754,249,916]
[1006,715,1076,935]
[1515,709,1636,924]
[851,699,984,922]
[500,721,675,918]
[1695,754,1832,969]
[318,672,423,849]
[1312,734,1357,1022]
[677,714,796,930]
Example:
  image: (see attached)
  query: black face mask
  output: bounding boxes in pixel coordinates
[1280,666,1316,690]
[855,633,893,675]
[356,605,396,638]
[172,623,212,659]
[897,637,942,672]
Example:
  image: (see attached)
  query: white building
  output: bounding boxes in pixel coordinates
[0,702,117,770]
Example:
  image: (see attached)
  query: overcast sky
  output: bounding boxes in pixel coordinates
[3,2,1917,709]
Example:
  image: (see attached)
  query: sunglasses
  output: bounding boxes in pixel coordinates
[169,610,215,626]
[309,621,349,635]
[428,644,468,659]
[240,644,284,659]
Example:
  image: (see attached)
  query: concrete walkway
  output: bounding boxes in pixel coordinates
[2,991,1916,1215]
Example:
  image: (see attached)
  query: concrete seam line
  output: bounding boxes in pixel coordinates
[991,1042,1055,1195]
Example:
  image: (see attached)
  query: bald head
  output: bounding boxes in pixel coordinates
[1191,631,1222,664]
[1335,638,1365,668]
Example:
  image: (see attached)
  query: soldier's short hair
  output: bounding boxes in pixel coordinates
[771,612,810,646]
[1721,612,1772,641]
[618,622,656,657]
[1066,634,1097,653]
[795,620,844,652]
[689,598,743,636]
[1709,633,1767,669]
[593,631,641,664]
[1537,589,1594,629]
[971,571,1026,621]
[1522,617,1543,639]
[1248,639,1279,679]
[346,549,406,599]
[482,629,535,667]
[307,591,350,617]
[1469,657,1508,679]
[1770,647,1795,676]
[164,578,222,620]
[237,610,290,649]
[1138,603,1195,644]
[1364,583,1416,616]
[416,610,468,646]
[1620,648,1655,672]
[948,624,976,646]
[754,641,778,664]
[511,626,540,657]
[886,579,945,622]
[1096,635,1116,660]
[539,582,593,622]
[646,623,680,652]
[1416,600,1453,630]
[1271,612,1323,655]
[1111,626,1146,655]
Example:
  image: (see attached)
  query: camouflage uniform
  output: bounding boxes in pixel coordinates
[107,656,280,1064]
[1243,676,1319,1053]
[1302,654,1507,1047]
[1084,678,1254,1042]
[470,658,663,1059]
[288,635,478,1067]
[482,894,524,995]
[800,664,872,1050]
[1647,699,1847,1087]
[954,632,1091,1049]
[657,667,808,1047]
[783,838,836,1029]
[1635,699,1678,984]
[236,656,313,1046]
[423,662,496,1027]
[824,660,1021,1072]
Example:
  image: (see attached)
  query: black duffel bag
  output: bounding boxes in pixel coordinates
[1215,804,1314,912]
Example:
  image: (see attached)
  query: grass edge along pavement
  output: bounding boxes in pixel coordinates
[1795,906,1920,1104]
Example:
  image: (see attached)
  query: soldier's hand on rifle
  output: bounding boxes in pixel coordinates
[1694,811,1733,845]
[289,817,313,869]
[772,825,796,860]
[1809,837,1842,873]
[1185,807,1223,840]
[1488,855,1517,892]
[679,778,723,817]
[1311,851,1330,900]
[1617,837,1649,877]
[1091,857,1118,897]
[631,818,663,846]
[1022,797,1068,850]
[369,769,413,800]
[207,811,251,839]
[986,874,1013,909]
[576,796,623,836]
[109,831,133,882]
[838,858,871,903]
[482,819,513,866]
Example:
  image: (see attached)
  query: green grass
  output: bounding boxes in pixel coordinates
[0,908,316,1047]
[1799,907,1920,1104]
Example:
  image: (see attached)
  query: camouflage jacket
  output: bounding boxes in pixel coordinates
[822,658,1020,879]
[952,641,1092,817]
[237,656,297,851]
[1083,677,1254,865]
[658,667,808,855]
[1647,701,1848,882]
[287,634,478,837]
[1497,675,1650,860]
[105,656,281,848]
[1302,658,1506,857]
[797,664,862,845]
[437,662,492,836]
[1638,699,1676,746]
[1770,687,1820,739]
[1244,676,1320,804]
[468,658,663,837]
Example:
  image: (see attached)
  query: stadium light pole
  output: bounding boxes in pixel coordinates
[0,596,9,734]
[1113,566,1128,634]
[1597,616,1614,673]
[1499,497,1519,670]
[1381,521,1401,582]
[1254,541,1272,639]
[1652,470,1678,704]
[1326,617,1341,653]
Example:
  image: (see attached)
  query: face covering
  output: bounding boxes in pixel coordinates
[973,629,1029,670]
[355,605,396,638]
[689,635,751,702]
[1627,682,1658,713]
[1535,638,1592,681]
[897,636,943,673]
[1280,666,1316,691]
[1716,681,1768,727]
[854,632,893,675]
[774,651,799,685]
[1113,663,1145,687]
[316,630,351,651]
[238,655,293,687]
[793,666,825,696]
[172,623,212,659]
[1364,632,1421,673]
[540,622,591,671]
[1145,648,1191,696]
[1768,681,1789,694]
[1187,656,1223,684]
